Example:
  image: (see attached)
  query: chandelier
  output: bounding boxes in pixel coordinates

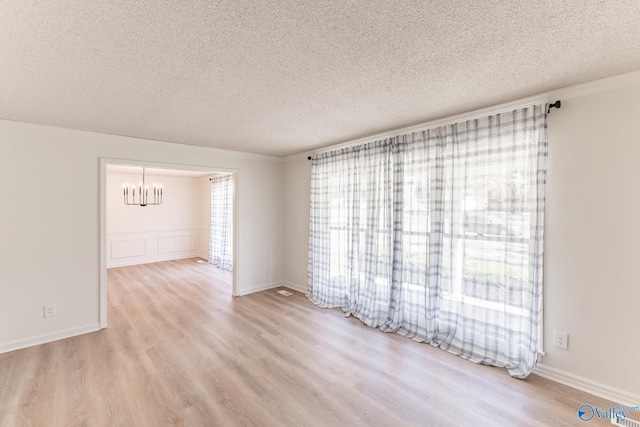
[123,167,163,206]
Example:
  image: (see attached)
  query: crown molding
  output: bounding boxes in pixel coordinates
[289,69,640,160]
[0,118,283,163]
[4,69,640,163]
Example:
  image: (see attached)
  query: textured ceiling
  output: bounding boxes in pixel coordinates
[1,1,639,157]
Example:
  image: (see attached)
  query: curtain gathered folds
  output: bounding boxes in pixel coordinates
[209,175,233,271]
[307,105,548,378]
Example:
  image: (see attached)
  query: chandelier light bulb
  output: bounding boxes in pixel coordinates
[123,167,163,207]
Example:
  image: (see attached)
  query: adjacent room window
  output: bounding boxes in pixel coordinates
[209,174,233,271]
[307,105,548,378]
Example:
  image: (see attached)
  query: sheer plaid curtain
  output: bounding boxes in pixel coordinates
[308,105,547,378]
[307,141,394,326]
[209,175,233,271]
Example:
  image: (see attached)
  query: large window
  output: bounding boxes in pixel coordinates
[308,105,548,378]
[209,174,233,271]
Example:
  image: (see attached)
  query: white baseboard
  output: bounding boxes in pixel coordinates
[281,281,308,295]
[236,281,283,296]
[107,252,203,268]
[534,363,640,407]
[106,229,208,268]
[0,323,101,355]
[236,281,308,297]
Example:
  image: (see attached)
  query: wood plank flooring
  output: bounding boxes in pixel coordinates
[0,258,619,426]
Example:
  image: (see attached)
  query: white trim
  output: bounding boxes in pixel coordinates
[231,172,239,297]
[534,363,640,407]
[100,158,240,322]
[99,159,107,328]
[106,229,204,268]
[283,69,640,161]
[235,281,284,296]
[0,323,100,354]
[548,68,640,101]
[235,281,307,296]
[282,152,311,163]
[105,136,281,162]
[0,118,283,162]
[102,157,238,175]
[281,281,308,295]
[107,228,205,237]
[107,253,204,269]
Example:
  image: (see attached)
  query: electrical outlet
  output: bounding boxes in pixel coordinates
[44,304,56,318]
[554,331,568,350]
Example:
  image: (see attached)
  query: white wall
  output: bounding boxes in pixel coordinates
[106,172,206,267]
[0,121,283,352]
[1,71,638,405]
[282,157,311,293]
[540,81,640,402]
[281,75,640,404]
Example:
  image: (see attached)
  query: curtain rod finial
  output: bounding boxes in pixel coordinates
[547,100,561,113]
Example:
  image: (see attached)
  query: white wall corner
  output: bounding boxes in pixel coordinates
[235,281,284,297]
[198,229,209,260]
[236,281,307,296]
[281,281,308,295]
[534,363,640,408]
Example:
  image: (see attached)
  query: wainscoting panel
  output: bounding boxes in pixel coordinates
[157,235,197,254]
[111,239,146,259]
[107,229,208,268]
[199,232,210,260]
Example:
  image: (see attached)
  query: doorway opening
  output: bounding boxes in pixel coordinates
[100,159,238,328]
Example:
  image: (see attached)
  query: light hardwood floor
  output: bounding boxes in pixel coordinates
[0,259,619,426]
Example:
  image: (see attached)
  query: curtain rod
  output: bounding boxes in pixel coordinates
[546,100,561,113]
[307,100,562,160]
